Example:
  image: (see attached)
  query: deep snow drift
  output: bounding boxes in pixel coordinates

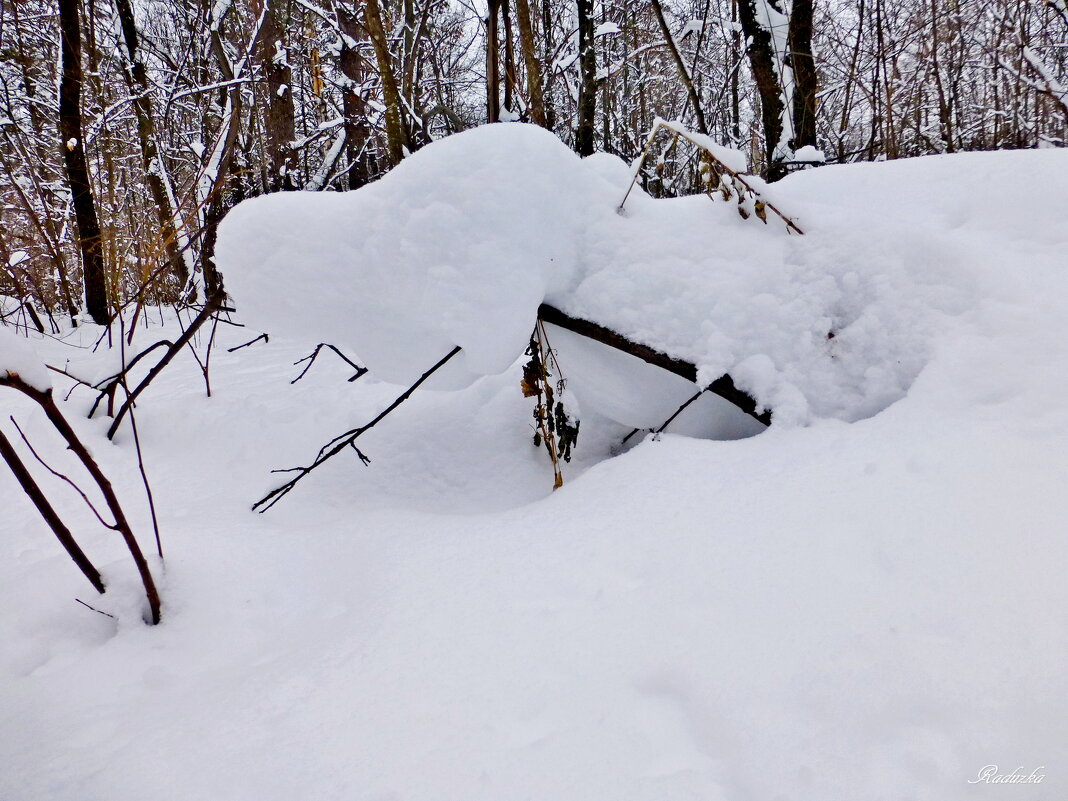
[3,126,1067,801]
[218,124,998,426]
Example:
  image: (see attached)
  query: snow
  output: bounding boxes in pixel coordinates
[3,138,1068,800]
[0,324,51,391]
[221,124,1058,427]
[218,124,586,388]
[655,118,750,173]
[793,144,825,163]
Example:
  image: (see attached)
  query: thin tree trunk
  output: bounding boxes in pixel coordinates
[736,0,787,179]
[788,0,818,152]
[650,0,709,134]
[114,0,190,287]
[542,0,556,128]
[502,0,518,114]
[58,0,108,324]
[486,0,502,121]
[514,0,547,126]
[365,0,408,164]
[337,9,378,188]
[258,0,298,191]
[576,0,597,155]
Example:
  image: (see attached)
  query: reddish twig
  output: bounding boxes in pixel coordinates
[0,425,106,594]
[1,373,162,624]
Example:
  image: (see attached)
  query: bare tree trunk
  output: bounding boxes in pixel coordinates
[650,0,709,134]
[114,0,189,287]
[502,0,518,114]
[576,0,597,155]
[542,0,557,128]
[514,0,547,126]
[337,8,378,189]
[486,0,502,121]
[737,0,817,181]
[258,0,298,191]
[199,21,245,298]
[788,0,818,152]
[365,0,409,164]
[737,0,787,179]
[58,0,108,324]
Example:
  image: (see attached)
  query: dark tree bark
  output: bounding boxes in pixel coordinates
[364,0,409,165]
[58,0,108,324]
[576,0,597,155]
[788,0,818,154]
[502,0,518,114]
[541,0,557,128]
[737,0,787,180]
[258,0,298,191]
[737,0,818,181]
[514,0,547,126]
[337,9,379,189]
[486,0,502,121]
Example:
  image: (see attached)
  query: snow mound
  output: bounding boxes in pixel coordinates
[219,124,1068,427]
[0,325,51,391]
[218,124,587,387]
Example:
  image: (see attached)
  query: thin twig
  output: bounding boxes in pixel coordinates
[107,290,224,439]
[75,598,116,618]
[291,343,368,384]
[0,426,106,594]
[227,332,268,352]
[253,346,461,512]
[9,416,113,529]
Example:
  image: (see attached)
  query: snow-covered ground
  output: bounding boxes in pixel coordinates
[2,127,1066,800]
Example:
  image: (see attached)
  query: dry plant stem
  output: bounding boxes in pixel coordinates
[121,378,163,559]
[0,375,161,623]
[254,346,462,512]
[532,322,564,489]
[619,120,805,235]
[107,290,224,439]
[184,312,220,397]
[0,427,106,594]
[75,598,116,618]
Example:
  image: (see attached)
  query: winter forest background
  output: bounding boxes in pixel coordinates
[1,0,1067,323]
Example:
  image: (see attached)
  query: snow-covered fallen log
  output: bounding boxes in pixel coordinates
[537,303,771,426]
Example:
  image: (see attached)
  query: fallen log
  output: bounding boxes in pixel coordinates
[537,303,771,427]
